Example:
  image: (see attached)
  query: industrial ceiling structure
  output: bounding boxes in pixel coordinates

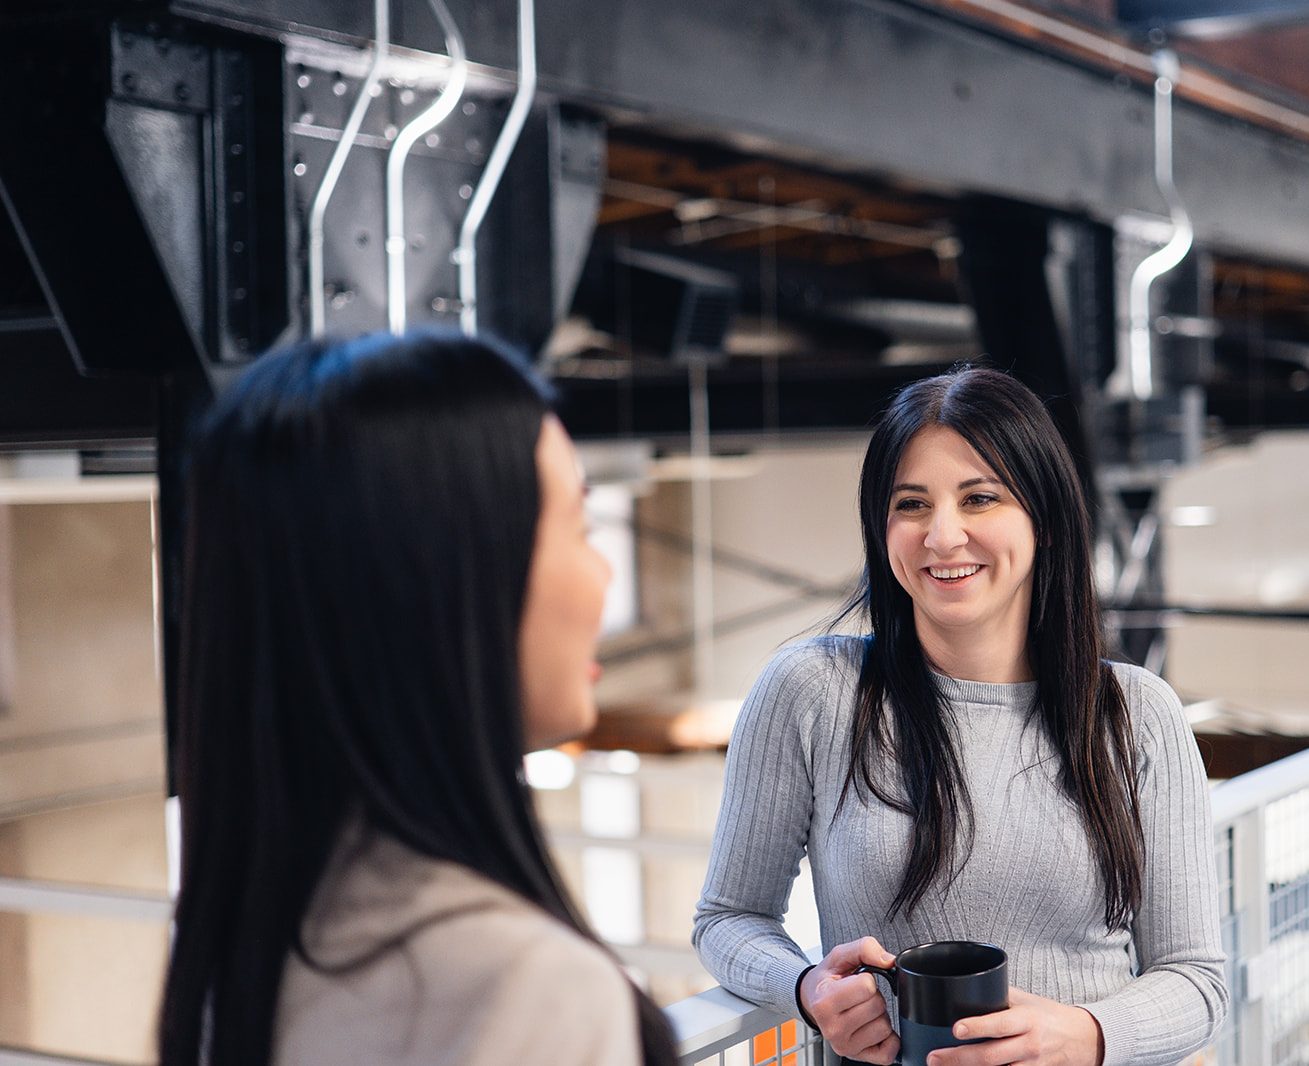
[2,0,1308,714]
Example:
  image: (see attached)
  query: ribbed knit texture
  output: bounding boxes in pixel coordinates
[692,635,1228,1066]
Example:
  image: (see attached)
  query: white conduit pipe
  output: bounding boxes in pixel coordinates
[1126,49,1194,402]
[457,0,536,337]
[308,0,390,338]
[384,0,468,335]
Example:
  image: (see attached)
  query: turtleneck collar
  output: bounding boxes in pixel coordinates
[930,668,1038,709]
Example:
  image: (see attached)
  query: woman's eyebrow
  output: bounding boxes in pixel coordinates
[891,476,1001,493]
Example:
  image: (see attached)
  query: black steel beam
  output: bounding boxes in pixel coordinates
[1117,0,1309,38]
[163,0,1309,270]
[0,325,157,446]
[552,357,956,440]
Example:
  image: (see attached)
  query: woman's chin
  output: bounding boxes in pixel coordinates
[525,698,599,752]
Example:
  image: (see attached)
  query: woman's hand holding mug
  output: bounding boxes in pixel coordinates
[799,937,901,1065]
[926,987,1105,1066]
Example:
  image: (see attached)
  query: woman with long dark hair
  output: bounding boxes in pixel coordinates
[159,330,678,1066]
[693,367,1227,1065]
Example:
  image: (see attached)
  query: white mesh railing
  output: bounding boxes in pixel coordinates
[1210,748,1309,1066]
[664,961,828,1066]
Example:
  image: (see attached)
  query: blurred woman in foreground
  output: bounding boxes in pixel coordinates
[159,330,677,1066]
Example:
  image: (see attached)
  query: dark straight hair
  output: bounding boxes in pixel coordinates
[843,366,1144,931]
[158,329,676,1066]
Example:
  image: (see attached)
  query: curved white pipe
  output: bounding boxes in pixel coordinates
[457,0,537,337]
[308,0,390,337]
[1125,49,1194,401]
[384,0,468,335]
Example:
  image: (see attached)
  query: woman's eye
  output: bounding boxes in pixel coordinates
[965,493,999,507]
[893,498,926,513]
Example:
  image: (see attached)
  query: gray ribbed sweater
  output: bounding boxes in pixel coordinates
[693,636,1228,1066]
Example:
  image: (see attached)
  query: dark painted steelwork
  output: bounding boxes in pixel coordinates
[0,326,157,447]
[1117,0,1309,38]
[164,0,1309,269]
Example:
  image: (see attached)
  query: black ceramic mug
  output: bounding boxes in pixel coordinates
[857,941,1008,1066]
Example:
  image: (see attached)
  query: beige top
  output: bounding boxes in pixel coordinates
[273,828,642,1066]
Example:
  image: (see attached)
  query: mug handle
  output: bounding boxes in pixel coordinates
[855,961,898,997]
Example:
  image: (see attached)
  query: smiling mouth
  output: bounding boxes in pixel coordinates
[925,564,982,583]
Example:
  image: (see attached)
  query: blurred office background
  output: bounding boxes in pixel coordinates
[2,0,1308,1061]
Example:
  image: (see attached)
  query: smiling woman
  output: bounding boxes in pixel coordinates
[693,367,1228,1066]
[886,425,1037,686]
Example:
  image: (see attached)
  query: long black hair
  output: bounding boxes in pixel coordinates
[843,366,1144,931]
[159,329,677,1066]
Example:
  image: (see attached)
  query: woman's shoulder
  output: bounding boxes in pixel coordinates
[375,860,641,1062]
[759,633,865,689]
[409,865,634,1015]
[306,832,614,976]
[1104,659,1193,751]
[279,841,639,1064]
[741,634,864,724]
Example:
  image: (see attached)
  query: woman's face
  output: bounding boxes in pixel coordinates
[885,425,1037,651]
[519,416,613,752]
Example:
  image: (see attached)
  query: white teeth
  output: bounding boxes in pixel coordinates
[929,564,980,580]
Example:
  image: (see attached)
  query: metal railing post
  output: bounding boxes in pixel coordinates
[1232,806,1273,1065]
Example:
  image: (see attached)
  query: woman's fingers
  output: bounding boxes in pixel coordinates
[851,1030,901,1066]
[823,936,896,975]
[802,937,897,1057]
[818,975,892,1056]
[803,939,892,1023]
[931,987,1102,1066]
[843,1011,896,1060]
[929,1035,1030,1066]
[819,971,885,1015]
[951,1004,1029,1041]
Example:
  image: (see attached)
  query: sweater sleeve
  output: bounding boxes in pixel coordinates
[1078,667,1230,1066]
[691,642,827,1016]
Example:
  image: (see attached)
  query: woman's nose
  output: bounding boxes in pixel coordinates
[924,508,967,554]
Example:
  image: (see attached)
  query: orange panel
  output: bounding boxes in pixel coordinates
[781,1017,800,1065]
